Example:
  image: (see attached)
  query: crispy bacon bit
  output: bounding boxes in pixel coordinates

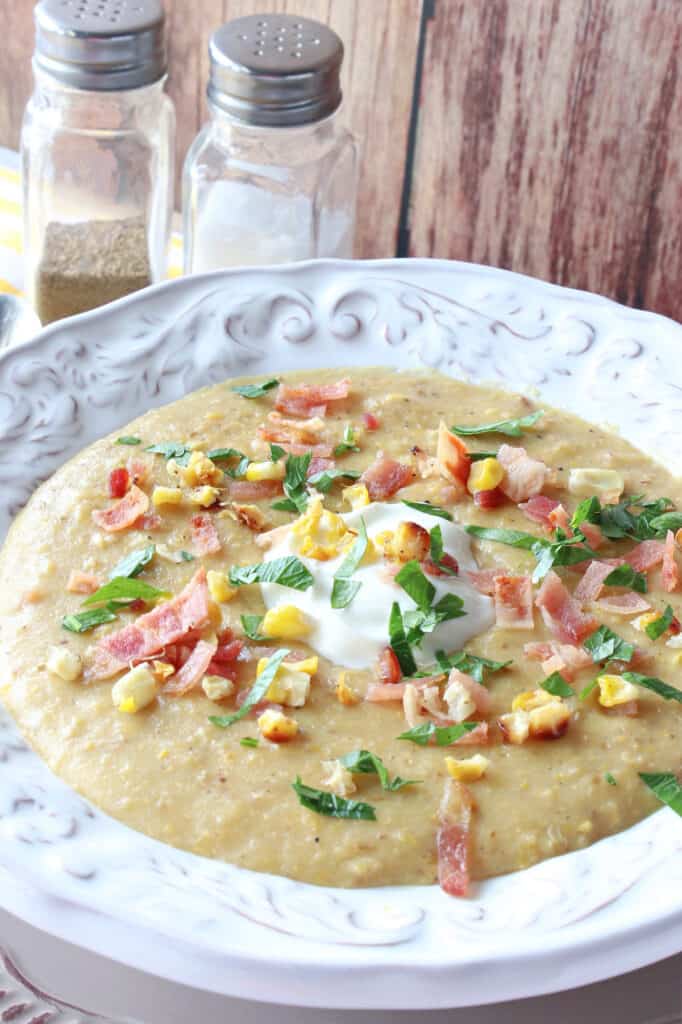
[466,568,503,595]
[136,512,162,532]
[453,721,489,746]
[361,455,414,501]
[579,521,605,549]
[307,456,335,478]
[367,682,406,701]
[535,570,597,644]
[436,421,471,491]
[227,479,283,502]
[524,640,592,681]
[126,457,151,488]
[519,494,560,528]
[497,444,548,502]
[274,378,351,417]
[213,637,244,662]
[205,659,239,681]
[232,503,269,533]
[363,411,380,431]
[259,411,326,447]
[376,646,402,685]
[191,513,221,555]
[437,779,473,897]
[473,486,505,510]
[548,504,572,534]
[624,540,666,572]
[108,467,130,498]
[66,570,101,595]
[447,668,491,715]
[493,574,534,629]
[662,530,680,593]
[163,637,218,696]
[594,593,651,615]
[93,484,149,533]
[424,552,459,577]
[573,560,615,603]
[88,568,210,680]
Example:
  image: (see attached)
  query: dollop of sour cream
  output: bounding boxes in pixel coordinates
[260,502,494,670]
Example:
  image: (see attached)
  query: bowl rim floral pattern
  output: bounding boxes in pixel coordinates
[0,257,680,1010]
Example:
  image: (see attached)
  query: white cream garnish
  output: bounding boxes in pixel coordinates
[260,502,494,670]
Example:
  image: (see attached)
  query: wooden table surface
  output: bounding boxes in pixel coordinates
[1,0,680,321]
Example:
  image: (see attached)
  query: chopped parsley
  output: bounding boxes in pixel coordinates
[388,602,417,676]
[240,737,259,749]
[450,409,544,438]
[428,525,458,575]
[540,671,574,698]
[271,452,311,514]
[639,772,682,816]
[83,577,168,607]
[434,649,512,683]
[464,524,597,582]
[269,443,286,462]
[232,379,279,399]
[308,467,361,493]
[331,517,368,609]
[292,777,376,820]
[583,625,635,665]
[395,560,435,611]
[229,555,313,591]
[338,750,419,791]
[116,435,141,446]
[604,772,617,786]
[622,671,682,704]
[333,425,360,457]
[210,649,289,728]
[572,493,682,541]
[240,614,271,641]
[602,564,647,594]
[206,447,250,478]
[144,441,193,466]
[108,544,155,580]
[402,500,453,521]
[645,605,674,641]
[397,721,479,746]
[62,606,118,633]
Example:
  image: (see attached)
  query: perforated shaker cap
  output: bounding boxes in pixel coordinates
[34,0,167,91]
[208,15,343,127]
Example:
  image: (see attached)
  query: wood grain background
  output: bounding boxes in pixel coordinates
[1,0,681,320]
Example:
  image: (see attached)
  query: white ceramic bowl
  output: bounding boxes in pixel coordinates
[0,259,680,1015]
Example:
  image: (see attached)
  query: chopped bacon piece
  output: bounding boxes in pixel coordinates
[66,570,101,595]
[493,574,534,629]
[108,467,130,498]
[363,411,380,431]
[535,570,597,644]
[126,457,151,488]
[447,668,491,715]
[206,659,239,681]
[376,646,402,685]
[136,512,162,532]
[361,455,413,501]
[93,484,149,533]
[595,593,651,615]
[497,444,548,503]
[452,721,489,746]
[259,411,326,447]
[519,495,560,528]
[424,553,459,577]
[88,568,210,680]
[548,504,572,534]
[213,638,245,663]
[466,568,503,595]
[307,456,335,478]
[227,479,282,502]
[474,487,505,510]
[274,378,351,417]
[437,779,473,897]
[624,540,666,572]
[367,682,406,702]
[579,521,605,549]
[524,640,593,680]
[163,637,217,696]
[191,513,221,555]
[662,530,680,593]
[127,598,147,613]
[573,560,615,603]
[436,421,471,491]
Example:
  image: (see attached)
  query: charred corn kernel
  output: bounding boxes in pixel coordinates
[597,674,639,707]
[206,570,235,603]
[322,759,357,797]
[257,708,298,742]
[245,460,286,482]
[512,688,558,712]
[269,667,311,707]
[189,485,220,507]
[152,660,175,681]
[445,753,489,782]
[46,646,82,682]
[634,611,661,632]
[568,468,624,500]
[261,604,312,640]
[152,486,183,507]
[293,496,349,560]
[467,457,504,494]
[336,672,360,705]
[179,450,223,487]
[443,679,476,723]
[528,700,571,738]
[342,483,370,510]
[201,675,235,702]
[498,710,530,745]
[386,520,431,563]
[111,665,158,713]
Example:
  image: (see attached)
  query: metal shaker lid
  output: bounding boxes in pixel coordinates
[34,0,167,91]
[208,15,343,127]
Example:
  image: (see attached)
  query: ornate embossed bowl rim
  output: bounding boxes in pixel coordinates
[0,259,680,1011]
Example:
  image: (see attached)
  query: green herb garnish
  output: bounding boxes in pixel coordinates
[229,555,313,591]
[271,452,311,514]
[583,625,635,665]
[428,524,458,576]
[401,500,453,521]
[292,777,376,820]
[62,607,118,633]
[333,425,360,457]
[232,379,279,399]
[450,409,544,438]
[388,602,417,676]
[145,441,193,465]
[179,550,195,562]
[572,494,682,541]
[206,447,250,478]
[331,517,367,609]
[434,649,512,683]
[240,614,271,642]
[210,649,289,728]
[602,564,648,594]
[240,737,259,749]
[645,605,674,641]
[468,450,498,462]
[108,544,155,580]
[83,577,169,608]
[639,772,682,816]
[540,671,574,698]
[395,560,435,611]
[397,721,479,746]
[403,594,465,646]
[338,750,419,791]
[465,524,596,582]
[622,671,682,704]
[116,435,141,446]
[605,772,617,786]
[308,468,361,493]
[269,443,286,462]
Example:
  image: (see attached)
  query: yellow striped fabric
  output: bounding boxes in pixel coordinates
[0,146,183,302]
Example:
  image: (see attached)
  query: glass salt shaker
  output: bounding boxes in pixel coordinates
[182,14,358,273]
[22,0,175,325]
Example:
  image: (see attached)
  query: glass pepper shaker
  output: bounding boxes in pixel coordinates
[182,14,358,273]
[22,0,175,325]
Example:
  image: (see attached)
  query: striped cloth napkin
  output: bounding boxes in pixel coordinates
[0,144,183,302]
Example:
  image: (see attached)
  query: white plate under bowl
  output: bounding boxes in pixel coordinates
[0,259,680,1012]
